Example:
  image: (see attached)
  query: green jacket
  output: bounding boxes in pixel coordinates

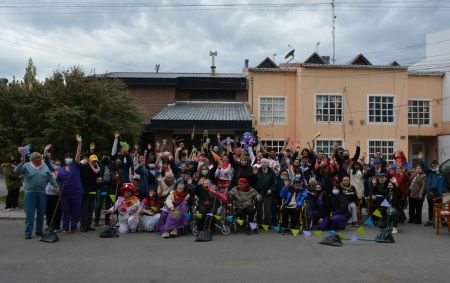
[1,163,22,191]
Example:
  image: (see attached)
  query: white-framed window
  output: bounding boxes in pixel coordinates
[315,94,343,123]
[315,139,343,158]
[368,95,395,124]
[408,100,431,125]
[368,140,396,164]
[259,97,286,124]
[262,139,285,153]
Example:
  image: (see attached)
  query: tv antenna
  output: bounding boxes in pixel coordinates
[155,64,160,73]
[331,0,336,64]
[285,45,295,63]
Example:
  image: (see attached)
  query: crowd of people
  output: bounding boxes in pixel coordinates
[2,131,448,240]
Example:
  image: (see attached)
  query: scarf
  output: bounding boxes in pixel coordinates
[173,190,187,203]
[119,196,138,213]
[90,162,100,174]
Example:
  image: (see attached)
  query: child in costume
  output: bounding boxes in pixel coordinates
[103,183,140,233]
[138,187,160,232]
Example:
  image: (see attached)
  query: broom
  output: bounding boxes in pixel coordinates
[41,185,64,243]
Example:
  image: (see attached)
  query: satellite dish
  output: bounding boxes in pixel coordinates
[285,45,295,63]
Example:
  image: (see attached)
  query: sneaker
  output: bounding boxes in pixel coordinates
[392,227,398,234]
[24,235,32,240]
[162,232,170,239]
[169,229,178,237]
[424,221,433,227]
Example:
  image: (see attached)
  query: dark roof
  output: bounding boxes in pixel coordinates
[147,101,252,131]
[304,52,327,64]
[153,101,251,121]
[256,57,279,69]
[389,60,401,66]
[106,72,246,90]
[348,53,372,65]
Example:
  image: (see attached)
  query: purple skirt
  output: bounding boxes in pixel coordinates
[158,202,189,233]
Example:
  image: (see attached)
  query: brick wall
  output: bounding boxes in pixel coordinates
[127,86,176,117]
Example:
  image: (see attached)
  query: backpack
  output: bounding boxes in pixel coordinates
[100,227,119,238]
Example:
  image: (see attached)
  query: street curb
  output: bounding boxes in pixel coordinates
[0,216,25,221]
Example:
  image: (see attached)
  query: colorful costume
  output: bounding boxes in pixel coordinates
[158,190,189,233]
[107,184,140,233]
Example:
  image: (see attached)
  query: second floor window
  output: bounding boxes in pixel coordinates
[259,97,286,124]
[315,94,343,122]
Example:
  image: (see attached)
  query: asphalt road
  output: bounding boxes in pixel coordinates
[0,220,449,283]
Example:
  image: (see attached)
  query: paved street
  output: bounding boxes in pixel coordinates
[0,219,449,283]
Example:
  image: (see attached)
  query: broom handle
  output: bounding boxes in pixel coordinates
[48,185,64,230]
[206,197,217,232]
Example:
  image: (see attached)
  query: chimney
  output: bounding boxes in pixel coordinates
[209,50,217,76]
[321,56,330,64]
[244,59,249,68]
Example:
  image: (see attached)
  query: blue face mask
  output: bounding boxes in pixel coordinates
[65,158,73,166]
[53,165,61,171]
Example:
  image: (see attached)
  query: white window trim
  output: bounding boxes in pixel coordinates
[315,138,345,157]
[258,96,288,125]
[262,138,286,153]
[408,98,432,127]
[367,139,396,164]
[314,93,344,124]
[367,94,396,125]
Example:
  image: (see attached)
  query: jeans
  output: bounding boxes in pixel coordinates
[348,202,358,223]
[24,192,47,236]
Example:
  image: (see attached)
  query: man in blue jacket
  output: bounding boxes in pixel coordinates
[280,177,308,233]
[418,152,447,227]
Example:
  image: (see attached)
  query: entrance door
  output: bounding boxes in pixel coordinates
[409,141,424,166]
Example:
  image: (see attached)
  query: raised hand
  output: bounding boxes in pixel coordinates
[114,131,120,138]
[417,152,423,160]
[75,134,82,143]
[44,144,52,152]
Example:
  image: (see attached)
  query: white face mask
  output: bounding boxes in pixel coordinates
[332,189,339,196]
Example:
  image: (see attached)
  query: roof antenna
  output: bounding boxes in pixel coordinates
[331,0,336,64]
[273,53,277,63]
[285,45,295,63]
[155,64,160,73]
[316,41,320,53]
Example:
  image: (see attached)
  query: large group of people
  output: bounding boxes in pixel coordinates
[2,131,448,240]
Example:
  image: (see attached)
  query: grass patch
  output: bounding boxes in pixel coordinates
[0,191,25,208]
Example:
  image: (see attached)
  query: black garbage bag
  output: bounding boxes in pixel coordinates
[40,229,59,243]
[375,229,395,243]
[195,230,212,242]
[100,227,119,238]
[319,234,342,247]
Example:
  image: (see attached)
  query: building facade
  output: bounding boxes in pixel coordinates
[247,53,445,164]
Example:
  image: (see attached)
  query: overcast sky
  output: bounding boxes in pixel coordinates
[0,0,449,81]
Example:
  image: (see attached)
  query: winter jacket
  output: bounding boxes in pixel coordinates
[254,167,277,196]
[409,173,426,200]
[280,186,308,208]
[329,193,349,216]
[228,186,260,209]
[339,184,358,203]
[1,163,22,190]
[420,160,447,196]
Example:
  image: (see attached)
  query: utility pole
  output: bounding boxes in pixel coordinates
[331,0,336,64]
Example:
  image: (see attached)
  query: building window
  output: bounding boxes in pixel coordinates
[368,140,395,164]
[315,139,343,158]
[368,95,395,123]
[408,100,431,125]
[262,139,285,153]
[259,97,286,124]
[315,95,343,122]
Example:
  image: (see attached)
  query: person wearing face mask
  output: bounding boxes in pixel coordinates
[408,165,426,224]
[381,180,401,233]
[1,153,22,211]
[94,155,115,227]
[339,175,359,227]
[80,154,101,232]
[111,131,134,184]
[311,183,331,228]
[253,158,277,226]
[44,159,62,231]
[56,135,83,234]
[418,153,447,227]
[279,177,308,234]
[317,186,349,231]
[135,155,151,200]
[334,142,360,180]
[15,150,59,239]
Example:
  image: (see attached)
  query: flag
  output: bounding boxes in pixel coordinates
[357,226,366,236]
[351,235,358,242]
[363,218,374,227]
[380,199,391,208]
[313,230,322,237]
[172,210,180,217]
[291,229,300,236]
[372,209,382,218]
[261,224,269,231]
[109,195,116,202]
[249,222,258,230]
[271,226,280,232]
[195,213,203,219]
[226,215,233,222]
[185,213,191,221]
[214,215,222,221]
[236,219,244,226]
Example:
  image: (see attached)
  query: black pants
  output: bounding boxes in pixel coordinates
[5,188,20,209]
[80,194,95,229]
[408,198,424,224]
[197,205,217,232]
[46,194,62,230]
[257,195,274,225]
[95,193,112,224]
[235,207,256,224]
[281,206,301,229]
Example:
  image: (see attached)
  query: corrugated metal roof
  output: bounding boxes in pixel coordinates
[106,72,245,79]
[152,101,251,121]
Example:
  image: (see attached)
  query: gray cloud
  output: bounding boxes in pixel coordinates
[0,0,449,81]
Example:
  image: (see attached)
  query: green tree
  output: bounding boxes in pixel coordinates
[0,62,145,160]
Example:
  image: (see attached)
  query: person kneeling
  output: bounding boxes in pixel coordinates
[280,177,308,234]
[317,187,349,231]
[103,183,140,233]
[229,178,261,235]
[138,188,161,232]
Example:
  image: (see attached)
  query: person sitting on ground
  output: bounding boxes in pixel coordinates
[103,183,141,234]
[339,175,359,227]
[157,172,176,207]
[228,178,261,235]
[317,186,349,231]
[280,176,308,234]
[138,187,160,232]
[311,183,331,228]
[158,181,190,239]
